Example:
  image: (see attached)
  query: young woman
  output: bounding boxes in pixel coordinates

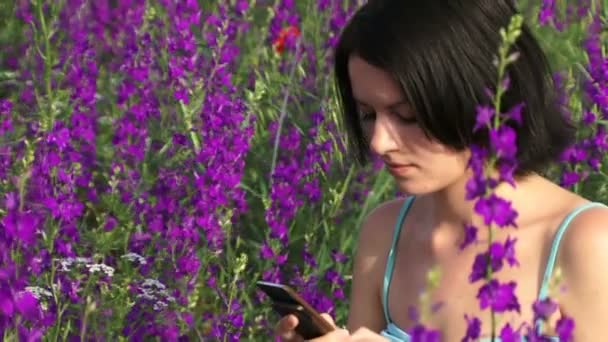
[275,0,608,340]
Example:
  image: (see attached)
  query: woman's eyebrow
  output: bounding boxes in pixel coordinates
[354,98,409,110]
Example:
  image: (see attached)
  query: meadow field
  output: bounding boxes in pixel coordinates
[0,0,607,340]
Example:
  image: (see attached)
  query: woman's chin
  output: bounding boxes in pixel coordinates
[395,179,433,196]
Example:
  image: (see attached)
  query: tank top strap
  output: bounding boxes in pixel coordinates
[382,196,416,324]
[537,201,607,300]
[534,201,607,334]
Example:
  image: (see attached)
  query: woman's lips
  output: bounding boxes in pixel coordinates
[385,163,417,177]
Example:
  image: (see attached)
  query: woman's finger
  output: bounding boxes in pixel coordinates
[349,327,390,341]
[275,314,302,341]
[308,328,349,342]
[319,313,337,328]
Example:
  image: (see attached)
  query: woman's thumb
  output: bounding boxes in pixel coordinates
[320,313,337,327]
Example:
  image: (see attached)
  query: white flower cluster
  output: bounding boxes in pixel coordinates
[24,286,53,300]
[56,257,93,272]
[137,278,176,311]
[55,257,115,277]
[86,263,115,277]
[121,252,147,265]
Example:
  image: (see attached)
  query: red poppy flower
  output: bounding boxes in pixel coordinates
[273,25,301,53]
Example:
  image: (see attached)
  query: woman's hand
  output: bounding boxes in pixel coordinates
[348,327,389,341]
[274,313,389,342]
[274,313,349,342]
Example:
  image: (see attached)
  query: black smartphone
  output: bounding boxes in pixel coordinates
[256,280,335,339]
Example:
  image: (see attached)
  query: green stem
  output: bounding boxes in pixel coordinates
[487,24,514,342]
[80,305,89,341]
[36,0,55,131]
[269,40,303,184]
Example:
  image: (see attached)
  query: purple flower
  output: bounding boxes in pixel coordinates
[467,145,489,175]
[474,105,495,132]
[317,0,330,11]
[0,289,14,317]
[555,316,575,341]
[560,171,580,187]
[235,0,249,15]
[332,287,346,300]
[260,242,274,259]
[500,323,521,342]
[410,324,441,342]
[489,126,517,160]
[538,0,556,25]
[477,279,520,313]
[459,223,478,250]
[0,99,13,135]
[330,249,348,263]
[582,110,596,124]
[498,161,517,186]
[15,1,33,23]
[506,103,524,125]
[0,99,12,113]
[532,298,558,321]
[465,176,487,200]
[503,236,519,267]
[474,194,518,228]
[462,315,481,341]
[324,269,343,286]
[104,216,118,231]
[469,238,516,282]
[15,291,39,321]
[469,253,491,283]
[302,244,318,268]
[2,211,40,246]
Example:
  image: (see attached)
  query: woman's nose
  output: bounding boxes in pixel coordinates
[369,114,399,155]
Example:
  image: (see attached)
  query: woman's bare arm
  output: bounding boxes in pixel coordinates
[555,207,608,340]
[347,201,400,333]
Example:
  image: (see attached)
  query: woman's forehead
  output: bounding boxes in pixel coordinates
[348,56,405,106]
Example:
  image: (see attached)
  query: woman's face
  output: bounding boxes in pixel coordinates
[347,55,471,195]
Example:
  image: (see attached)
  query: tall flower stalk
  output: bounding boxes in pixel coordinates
[464,15,525,340]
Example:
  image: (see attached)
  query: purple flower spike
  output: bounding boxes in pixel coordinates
[477,279,520,313]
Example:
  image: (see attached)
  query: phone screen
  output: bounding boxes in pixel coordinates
[256,281,334,339]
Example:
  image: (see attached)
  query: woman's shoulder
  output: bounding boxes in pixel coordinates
[547,197,608,338]
[361,197,409,230]
[545,188,608,250]
[556,197,608,268]
[350,197,410,295]
[356,197,411,251]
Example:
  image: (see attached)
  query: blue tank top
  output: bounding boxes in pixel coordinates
[380,196,607,342]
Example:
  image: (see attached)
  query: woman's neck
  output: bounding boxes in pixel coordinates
[424,171,547,232]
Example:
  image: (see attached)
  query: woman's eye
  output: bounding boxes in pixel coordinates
[360,111,375,121]
[358,109,417,125]
[398,115,417,124]
[391,110,417,124]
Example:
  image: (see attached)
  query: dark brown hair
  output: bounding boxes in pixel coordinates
[334,0,575,175]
